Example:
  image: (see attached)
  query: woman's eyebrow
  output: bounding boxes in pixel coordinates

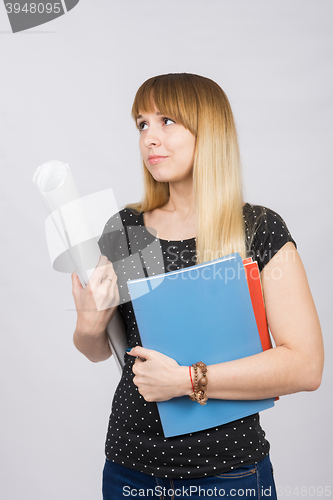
[136,112,163,120]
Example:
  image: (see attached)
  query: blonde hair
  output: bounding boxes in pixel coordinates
[126,73,246,264]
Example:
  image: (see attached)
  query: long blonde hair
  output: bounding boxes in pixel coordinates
[126,73,246,264]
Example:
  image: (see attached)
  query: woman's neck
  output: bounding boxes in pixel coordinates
[162,179,195,218]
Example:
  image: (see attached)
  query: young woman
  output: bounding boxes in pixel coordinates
[72,73,324,499]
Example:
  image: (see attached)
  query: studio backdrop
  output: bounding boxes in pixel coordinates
[0,1,332,499]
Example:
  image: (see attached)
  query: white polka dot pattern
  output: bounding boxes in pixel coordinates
[97,204,296,478]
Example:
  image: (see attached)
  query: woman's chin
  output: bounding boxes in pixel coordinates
[152,177,169,184]
[150,172,172,183]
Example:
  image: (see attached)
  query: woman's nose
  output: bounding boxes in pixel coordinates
[144,128,161,148]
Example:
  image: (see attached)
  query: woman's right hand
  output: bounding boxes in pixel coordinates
[71,255,120,338]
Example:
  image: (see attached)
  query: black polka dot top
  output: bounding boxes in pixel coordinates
[97,203,296,478]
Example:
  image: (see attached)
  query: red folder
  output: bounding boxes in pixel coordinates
[243,258,279,401]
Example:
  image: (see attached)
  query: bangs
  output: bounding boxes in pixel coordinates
[131,73,198,135]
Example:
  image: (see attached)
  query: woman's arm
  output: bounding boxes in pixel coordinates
[129,242,324,402]
[205,242,324,399]
[72,256,120,363]
[73,325,112,363]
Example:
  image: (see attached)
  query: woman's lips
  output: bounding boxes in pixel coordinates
[148,156,168,165]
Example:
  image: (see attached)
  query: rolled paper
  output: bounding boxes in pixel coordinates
[33,160,100,286]
[33,160,128,372]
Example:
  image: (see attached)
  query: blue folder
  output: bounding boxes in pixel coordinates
[127,253,274,437]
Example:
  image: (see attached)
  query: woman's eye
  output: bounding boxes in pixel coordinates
[138,121,148,131]
[163,117,175,125]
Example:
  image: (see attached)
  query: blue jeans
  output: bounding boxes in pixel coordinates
[102,454,277,499]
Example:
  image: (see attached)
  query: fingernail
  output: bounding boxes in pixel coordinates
[125,348,132,353]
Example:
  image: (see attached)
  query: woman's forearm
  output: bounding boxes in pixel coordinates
[205,344,322,400]
[128,340,322,403]
[71,262,120,363]
[73,325,112,363]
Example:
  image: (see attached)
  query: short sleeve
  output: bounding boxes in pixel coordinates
[97,211,129,264]
[245,205,297,272]
[97,209,151,305]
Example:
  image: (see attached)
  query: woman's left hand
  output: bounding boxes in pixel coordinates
[128,346,191,402]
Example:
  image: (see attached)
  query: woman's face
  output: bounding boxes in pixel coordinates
[137,108,196,184]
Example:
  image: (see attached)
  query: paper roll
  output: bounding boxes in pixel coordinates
[33,160,100,286]
[33,160,128,372]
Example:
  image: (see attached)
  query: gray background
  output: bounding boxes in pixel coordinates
[0,1,332,499]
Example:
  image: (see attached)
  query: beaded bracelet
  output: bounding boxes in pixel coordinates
[189,361,208,405]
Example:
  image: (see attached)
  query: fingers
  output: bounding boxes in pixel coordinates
[127,346,153,360]
[88,257,120,312]
[131,357,145,375]
[132,358,142,376]
[70,254,119,323]
[90,255,116,287]
[71,271,83,293]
